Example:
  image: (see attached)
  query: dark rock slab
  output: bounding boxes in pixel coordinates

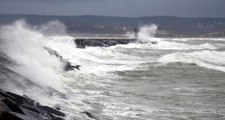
[0,89,65,120]
[82,111,99,120]
[74,39,136,48]
[45,47,81,71]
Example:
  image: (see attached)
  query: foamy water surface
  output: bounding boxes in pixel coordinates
[0,20,225,120]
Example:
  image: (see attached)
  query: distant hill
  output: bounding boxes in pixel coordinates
[0,14,225,37]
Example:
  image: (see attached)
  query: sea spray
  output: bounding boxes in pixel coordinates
[0,20,65,90]
[137,24,158,43]
[38,20,67,36]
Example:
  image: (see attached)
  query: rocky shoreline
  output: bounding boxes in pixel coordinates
[0,89,65,120]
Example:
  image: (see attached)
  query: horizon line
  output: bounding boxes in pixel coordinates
[1,13,225,19]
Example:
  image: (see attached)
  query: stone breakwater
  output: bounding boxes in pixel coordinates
[0,89,65,120]
[74,38,136,48]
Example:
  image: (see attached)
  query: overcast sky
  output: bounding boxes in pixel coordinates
[0,0,225,17]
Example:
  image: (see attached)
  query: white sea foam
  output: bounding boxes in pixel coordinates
[114,40,217,51]
[158,50,225,72]
[162,37,225,42]
[1,21,225,120]
[149,41,217,50]
[48,42,143,74]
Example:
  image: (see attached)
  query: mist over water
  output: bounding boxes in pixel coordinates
[0,20,225,120]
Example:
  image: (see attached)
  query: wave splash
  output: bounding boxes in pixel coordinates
[137,24,158,43]
[132,25,217,51]
[0,20,66,90]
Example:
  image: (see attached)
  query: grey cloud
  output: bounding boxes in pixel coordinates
[0,0,225,17]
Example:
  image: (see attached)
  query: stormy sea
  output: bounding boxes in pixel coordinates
[1,20,225,120]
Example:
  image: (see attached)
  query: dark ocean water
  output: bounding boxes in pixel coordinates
[0,20,225,120]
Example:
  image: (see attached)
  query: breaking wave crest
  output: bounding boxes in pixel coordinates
[158,50,225,72]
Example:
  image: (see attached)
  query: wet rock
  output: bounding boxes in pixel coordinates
[0,89,65,120]
[151,41,158,44]
[190,63,197,66]
[64,62,81,71]
[82,111,99,120]
[0,111,23,120]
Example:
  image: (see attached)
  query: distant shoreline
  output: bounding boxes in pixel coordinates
[0,14,225,37]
